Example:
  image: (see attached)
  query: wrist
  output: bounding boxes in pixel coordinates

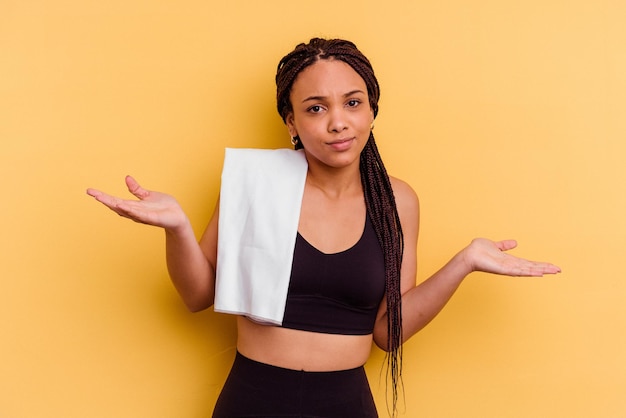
[455,246,476,278]
[164,216,193,238]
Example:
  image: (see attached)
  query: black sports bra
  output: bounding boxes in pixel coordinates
[281,214,385,335]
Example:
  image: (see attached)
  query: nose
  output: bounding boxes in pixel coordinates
[327,107,348,133]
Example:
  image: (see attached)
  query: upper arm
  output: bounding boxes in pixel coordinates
[391,177,420,296]
[373,177,420,346]
[199,197,220,273]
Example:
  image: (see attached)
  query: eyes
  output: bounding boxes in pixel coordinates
[307,99,362,114]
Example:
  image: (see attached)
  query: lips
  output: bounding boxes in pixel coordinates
[329,138,352,144]
[327,137,355,151]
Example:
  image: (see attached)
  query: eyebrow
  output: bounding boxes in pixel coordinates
[301,89,366,103]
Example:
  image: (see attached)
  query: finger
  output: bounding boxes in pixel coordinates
[512,260,561,276]
[99,198,148,222]
[125,175,150,200]
[534,262,561,274]
[87,189,125,214]
[86,188,102,198]
[86,188,116,206]
[521,258,562,274]
[87,189,130,212]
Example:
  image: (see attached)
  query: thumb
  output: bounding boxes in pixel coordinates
[125,175,150,199]
[496,239,518,252]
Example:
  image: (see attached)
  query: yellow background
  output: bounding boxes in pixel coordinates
[2,0,625,416]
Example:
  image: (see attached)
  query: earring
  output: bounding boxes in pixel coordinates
[291,136,300,146]
[370,121,375,131]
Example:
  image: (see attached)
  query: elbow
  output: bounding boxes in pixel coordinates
[183,295,214,313]
[187,303,209,313]
[372,318,392,351]
[374,341,392,352]
[373,331,393,352]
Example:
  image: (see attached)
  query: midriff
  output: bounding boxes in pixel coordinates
[236,316,373,371]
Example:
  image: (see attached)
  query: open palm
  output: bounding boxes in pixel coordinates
[464,238,561,277]
[86,176,188,231]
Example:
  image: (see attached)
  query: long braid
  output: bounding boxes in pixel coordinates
[276,38,405,416]
[361,134,404,416]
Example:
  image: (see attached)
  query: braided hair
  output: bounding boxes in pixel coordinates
[276,38,405,416]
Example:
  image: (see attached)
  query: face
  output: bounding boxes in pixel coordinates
[286,59,375,170]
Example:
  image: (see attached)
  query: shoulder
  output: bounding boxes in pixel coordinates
[389,176,420,240]
[389,176,419,215]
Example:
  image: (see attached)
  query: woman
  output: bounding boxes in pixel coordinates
[87,38,560,417]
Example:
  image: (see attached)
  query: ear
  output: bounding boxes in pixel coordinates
[286,113,298,137]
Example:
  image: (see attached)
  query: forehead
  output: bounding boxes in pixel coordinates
[290,59,367,98]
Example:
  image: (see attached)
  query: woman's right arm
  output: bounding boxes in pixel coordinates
[166,201,219,312]
[87,175,218,312]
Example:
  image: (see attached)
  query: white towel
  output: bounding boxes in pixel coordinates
[214,148,308,325]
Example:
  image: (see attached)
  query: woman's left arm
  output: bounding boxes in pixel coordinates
[373,179,561,349]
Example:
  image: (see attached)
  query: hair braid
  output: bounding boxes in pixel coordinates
[276,38,405,416]
[361,133,404,416]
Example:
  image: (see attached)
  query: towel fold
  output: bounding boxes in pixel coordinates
[214,148,308,325]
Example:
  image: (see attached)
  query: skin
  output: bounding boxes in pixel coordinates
[86,59,561,372]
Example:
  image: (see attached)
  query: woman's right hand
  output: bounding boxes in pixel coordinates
[86,175,189,232]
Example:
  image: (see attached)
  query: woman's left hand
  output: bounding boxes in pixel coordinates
[462,238,561,277]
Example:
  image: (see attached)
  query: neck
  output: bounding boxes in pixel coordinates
[305,163,362,199]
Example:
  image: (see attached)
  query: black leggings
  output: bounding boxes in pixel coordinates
[212,351,379,418]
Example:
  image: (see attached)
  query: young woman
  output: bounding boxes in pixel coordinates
[87,38,560,417]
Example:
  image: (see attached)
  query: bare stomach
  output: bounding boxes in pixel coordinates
[236,316,374,371]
